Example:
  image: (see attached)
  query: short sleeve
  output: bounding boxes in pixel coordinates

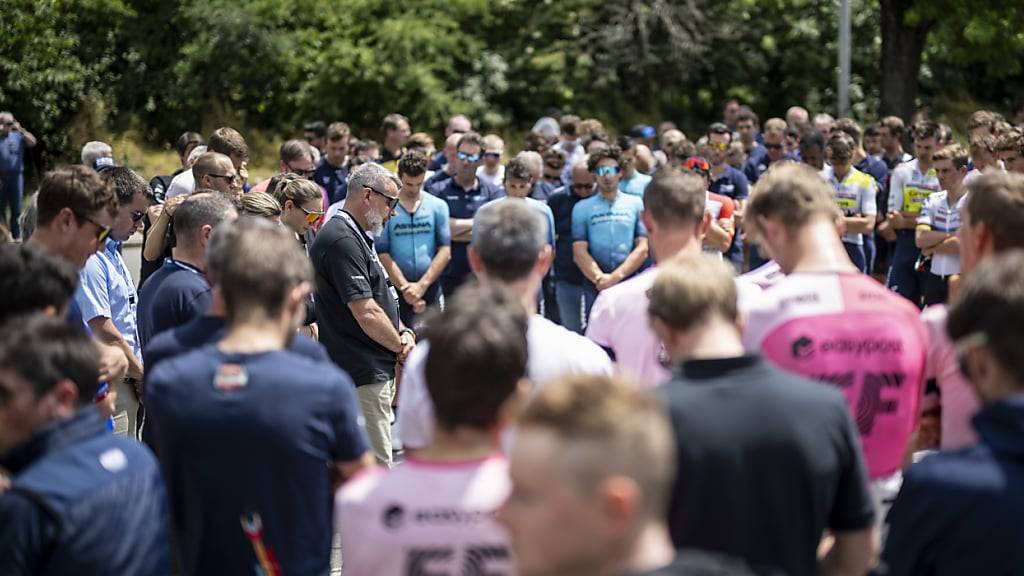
[571,202,588,243]
[634,203,648,237]
[319,238,374,302]
[0,491,54,575]
[543,205,556,246]
[861,182,878,215]
[584,291,614,347]
[76,255,112,322]
[732,170,750,200]
[916,196,935,227]
[375,222,391,255]
[395,344,435,450]
[888,169,906,213]
[328,367,371,462]
[435,200,451,246]
[828,402,877,531]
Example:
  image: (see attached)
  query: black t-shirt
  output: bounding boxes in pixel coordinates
[309,210,400,386]
[547,188,585,284]
[659,355,874,576]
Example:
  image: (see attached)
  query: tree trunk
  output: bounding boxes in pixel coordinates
[879,0,933,122]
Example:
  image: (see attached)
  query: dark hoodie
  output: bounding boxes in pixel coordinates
[876,395,1024,575]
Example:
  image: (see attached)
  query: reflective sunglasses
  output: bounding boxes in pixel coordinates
[456,151,481,163]
[684,156,711,172]
[74,210,111,243]
[595,165,619,177]
[709,142,729,152]
[298,205,325,224]
[366,185,400,210]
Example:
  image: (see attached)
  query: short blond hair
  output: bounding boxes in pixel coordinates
[517,374,675,521]
[648,253,738,331]
[763,117,787,135]
[481,134,505,153]
[746,162,840,234]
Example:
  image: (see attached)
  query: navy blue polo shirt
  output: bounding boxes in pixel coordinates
[145,345,369,576]
[547,187,586,285]
[428,150,446,171]
[434,177,505,285]
[531,179,563,202]
[424,169,452,196]
[312,158,349,205]
[144,315,329,372]
[137,258,211,352]
[709,166,750,265]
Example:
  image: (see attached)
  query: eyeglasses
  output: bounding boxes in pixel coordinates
[764,143,784,150]
[73,210,111,243]
[298,205,325,224]
[595,165,619,177]
[366,185,400,210]
[709,142,729,152]
[456,151,481,163]
[208,173,241,187]
[130,209,145,223]
[286,163,315,178]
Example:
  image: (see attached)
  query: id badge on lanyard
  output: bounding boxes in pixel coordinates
[338,211,400,309]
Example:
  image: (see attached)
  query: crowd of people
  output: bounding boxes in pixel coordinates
[1,99,1024,575]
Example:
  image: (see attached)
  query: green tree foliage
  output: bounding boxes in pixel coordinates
[1,0,1022,159]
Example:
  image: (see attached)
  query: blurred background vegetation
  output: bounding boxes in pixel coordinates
[2,0,1023,180]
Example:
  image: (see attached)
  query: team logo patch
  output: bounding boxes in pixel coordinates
[791,336,815,360]
[214,364,248,391]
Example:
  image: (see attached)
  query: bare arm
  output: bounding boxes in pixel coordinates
[16,123,37,148]
[347,297,402,353]
[915,226,948,250]
[450,218,474,239]
[331,452,377,490]
[418,245,451,288]
[842,215,873,236]
[704,220,733,252]
[933,235,961,255]
[610,236,649,281]
[819,527,877,576]
[88,317,144,380]
[573,241,604,284]
[96,339,129,385]
[143,196,186,262]
[379,253,409,289]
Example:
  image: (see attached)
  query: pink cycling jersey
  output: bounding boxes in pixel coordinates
[921,305,980,449]
[743,272,929,479]
[336,455,514,576]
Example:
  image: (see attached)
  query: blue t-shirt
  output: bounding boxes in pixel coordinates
[709,166,750,265]
[145,345,369,576]
[619,172,653,197]
[0,131,25,174]
[432,178,505,284]
[375,193,451,283]
[144,315,329,372]
[137,258,211,353]
[312,158,349,205]
[548,187,586,284]
[571,191,646,275]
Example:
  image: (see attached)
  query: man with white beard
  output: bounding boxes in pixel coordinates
[310,162,416,467]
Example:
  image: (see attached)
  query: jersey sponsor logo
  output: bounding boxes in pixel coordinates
[791,335,903,359]
[808,371,904,435]
[214,364,248,391]
[778,291,819,308]
[406,545,510,576]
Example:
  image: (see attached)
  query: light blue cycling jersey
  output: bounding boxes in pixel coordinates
[376,193,452,282]
[571,191,646,274]
[475,196,556,247]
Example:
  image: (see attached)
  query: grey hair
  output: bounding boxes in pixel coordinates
[516,151,542,174]
[81,141,113,167]
[471,200,546,282]
[346,162,401,198]
[814,113,835,125]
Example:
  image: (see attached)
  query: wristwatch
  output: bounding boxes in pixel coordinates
[399,327,415,339]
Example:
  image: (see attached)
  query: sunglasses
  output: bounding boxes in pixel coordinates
[286,163,315,178]
[709,142,729,151]
[298,205,325,224]
[684,157,711,172]
[74,210,111,243]
[595,165,619,177]
[764,142,784,150]
[572,183,595,191]
[483,151,502,159]
[130,209,145,223]
[456,151,481,163]
[366,185,400,210]
[208,173,241,187]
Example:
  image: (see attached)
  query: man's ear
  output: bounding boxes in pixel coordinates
[641,210,656,237]
[533,245,553,278]
[597,476,641,534]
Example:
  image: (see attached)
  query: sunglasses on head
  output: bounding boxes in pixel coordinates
[298,205,325,224]
[74,210,111,243]
[456,151,481,163]
[595,165,619,177]
[684,156,711,172]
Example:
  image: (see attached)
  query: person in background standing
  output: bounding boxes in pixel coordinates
[0,111,37,239]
